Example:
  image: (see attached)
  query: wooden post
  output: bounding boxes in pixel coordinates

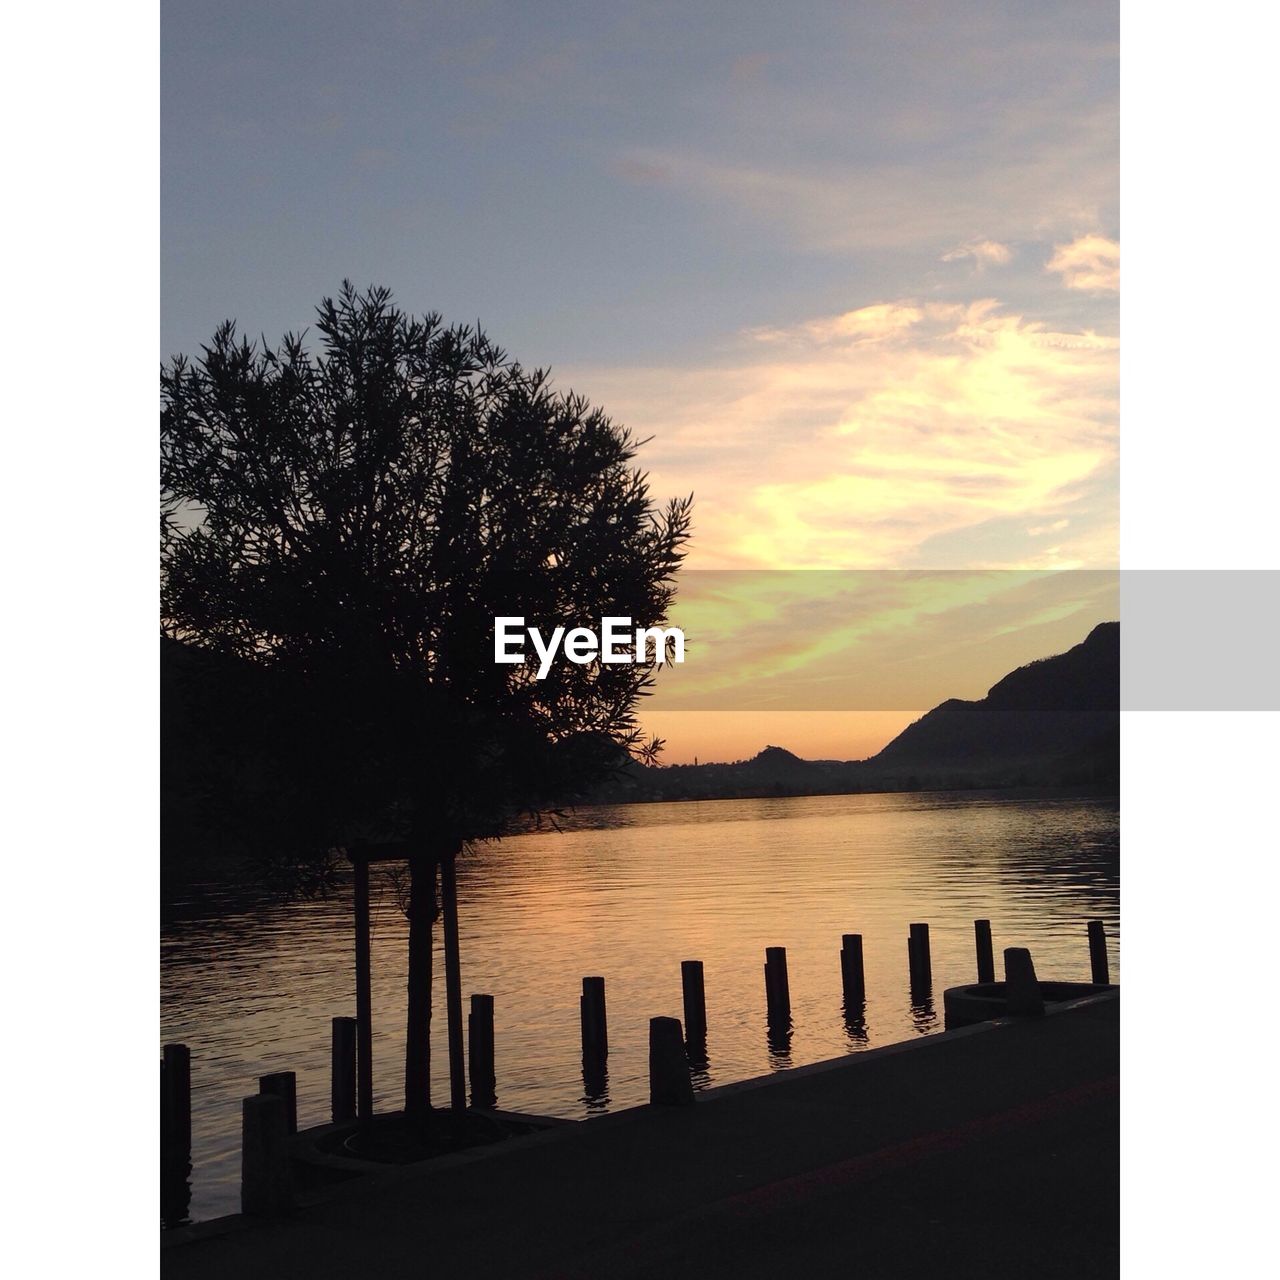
[908,922,932,991]
[440,852,467,1113]
[468,994,496,1109]
[764,946,791,1025]
[161,1045,193,1226]
[649,1017,695,1106]
[681,961,707,1048]
[353,857,373,1130]
[259,1071,297,1135]
[581,976,608,1066]
[159,1060,192,1227]
[1088,919,1111,984]
[975,919,995,985]
[161,1043,191,1153]
[241,1093,292,1216]
[840,934,865,1004]
[1004,946,1044,1017]
[403,856,435,1119]
[331,1016,356,1124]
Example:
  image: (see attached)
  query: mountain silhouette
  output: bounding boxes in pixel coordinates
[163,622,1120,871]
[871,622,1118,768]
[589,623,1119,803]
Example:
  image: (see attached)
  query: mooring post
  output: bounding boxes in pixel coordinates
[581,976,608,1066]
[159,1061,192,1227]
[840,933,865,1005]
[352,857,373,1130]
[331,1016,356,1124]
[440,853,468,1114]
[259,1071,297,1135]
[975,919,995,985]
[649,1016,695,1106]
[1088,919,1111,984]
[469,994,496,1108]
[681,960,707,1048]
[241,1092,292,1216]
[764,946,791,1025]
[162,1043,191,1153]
[1004,946,1045,1017]
[908,923,932,992]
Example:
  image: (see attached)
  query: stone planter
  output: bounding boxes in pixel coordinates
[944,981,1116,1029]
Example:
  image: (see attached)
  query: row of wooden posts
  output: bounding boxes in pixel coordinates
[161,917,1113,1216]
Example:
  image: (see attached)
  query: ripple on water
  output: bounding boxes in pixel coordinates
[161,788,1119,1222]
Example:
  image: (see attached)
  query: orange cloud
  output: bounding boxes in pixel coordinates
[941,240,1013,268]
[1047,234,1120,292]
[564,300,1117,570]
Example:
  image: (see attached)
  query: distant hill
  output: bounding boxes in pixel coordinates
[163,623,1120,866]
[588,623,1119,803]
[871,622,1118,769]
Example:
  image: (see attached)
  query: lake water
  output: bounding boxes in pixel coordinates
[161,788,1119,1224]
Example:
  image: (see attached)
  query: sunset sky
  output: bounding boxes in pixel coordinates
[163,1,1118,762]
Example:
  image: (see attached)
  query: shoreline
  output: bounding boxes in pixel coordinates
[164,993,1119,1277]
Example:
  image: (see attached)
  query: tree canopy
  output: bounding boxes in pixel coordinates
[161,282,693,860]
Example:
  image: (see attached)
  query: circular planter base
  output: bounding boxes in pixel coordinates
[288,1108,570,1192]
[944,981,1116,1029]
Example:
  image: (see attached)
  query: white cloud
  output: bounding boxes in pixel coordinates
[941,240,1013,268]
[613,90,1116,257]
[1047,234,1120,292]
[749,302,924,346]
[564,299,1118,570]
[617,142,1114,254]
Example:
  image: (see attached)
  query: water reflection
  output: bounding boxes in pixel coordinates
[841,1000,869,1048]
[162,788,1119,1222]
[684,1035,709,1075]
[765,1016,794,1067]
[580,1062,610,1113]
[910,993,939,1035]
[688,1062,713,1092]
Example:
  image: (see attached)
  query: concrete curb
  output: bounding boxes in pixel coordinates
[162,988,1120,1251]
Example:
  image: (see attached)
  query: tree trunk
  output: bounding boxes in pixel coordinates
[440,847,467,1112]
[403,855,438,1119]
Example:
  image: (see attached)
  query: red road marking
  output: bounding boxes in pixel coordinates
[533,1074,1119,1278]
[721,1074,1120,1216]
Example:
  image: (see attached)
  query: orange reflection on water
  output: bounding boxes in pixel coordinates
[162,788,1118,1222]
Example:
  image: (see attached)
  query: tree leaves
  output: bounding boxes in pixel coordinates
[161,282,693,867]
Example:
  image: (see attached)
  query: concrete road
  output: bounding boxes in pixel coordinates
[163,996,1119,1280]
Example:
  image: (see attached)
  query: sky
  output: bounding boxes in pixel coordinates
[163,0,1119,762]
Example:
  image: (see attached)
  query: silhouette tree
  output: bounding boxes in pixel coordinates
[161,282,692,1121]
